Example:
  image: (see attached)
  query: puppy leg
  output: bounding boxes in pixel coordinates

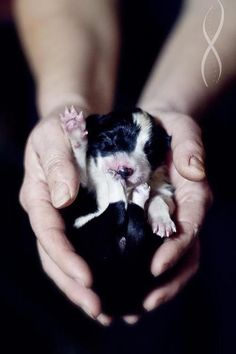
[148,166,176,238]
[60,106,88,184]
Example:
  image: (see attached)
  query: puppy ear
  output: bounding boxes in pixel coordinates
[85,114,101,134]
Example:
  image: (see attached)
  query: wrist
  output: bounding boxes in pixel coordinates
[37,91,93,121]
[139,101,192,123]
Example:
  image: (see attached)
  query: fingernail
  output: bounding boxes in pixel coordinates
[143,298,155,311]
[97,313,112,326]
[123,315,139,325]
[144,295,166,311]
[190,156,205,173]
[52,182,71,208]
[152,261,170,277]
[152,268,161,277]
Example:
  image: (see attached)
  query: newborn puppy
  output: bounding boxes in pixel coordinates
[61,107,176,316]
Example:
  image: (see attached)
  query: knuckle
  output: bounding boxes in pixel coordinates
[44,155,67,179]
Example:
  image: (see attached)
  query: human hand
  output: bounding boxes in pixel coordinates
[142,110,212,312]
[19,114,111,326]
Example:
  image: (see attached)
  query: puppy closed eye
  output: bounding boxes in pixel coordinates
[98,133,114,150]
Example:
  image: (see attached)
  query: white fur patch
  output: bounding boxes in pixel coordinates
[132,111,152,155]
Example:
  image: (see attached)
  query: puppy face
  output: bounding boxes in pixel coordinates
[86,108,170,186]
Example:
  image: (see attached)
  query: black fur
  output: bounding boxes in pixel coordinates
[86,109,140,158]
[86,108,170,170]
[144,115,171,170]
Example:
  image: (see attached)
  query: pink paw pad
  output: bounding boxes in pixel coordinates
[60,106,87,136]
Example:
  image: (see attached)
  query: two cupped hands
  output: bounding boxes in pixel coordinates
[19,107,212,326]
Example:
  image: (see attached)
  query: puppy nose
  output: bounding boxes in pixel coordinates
[117,167,134,179]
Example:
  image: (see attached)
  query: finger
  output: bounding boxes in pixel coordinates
[144,240,199,312]
[37,242,101,319]
[38,243,112,326]
[23,179,92,287]
[123,315,139,325]
[151,222,197,276]
[151,178,208,276]
[162,114,205,181]
[171,117,205,181]
[31,119,79,208]
[172,140,205,182]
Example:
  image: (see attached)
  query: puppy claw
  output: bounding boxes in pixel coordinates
[156,222,166,238]
[152,217,176,238]
[60,106,86,131]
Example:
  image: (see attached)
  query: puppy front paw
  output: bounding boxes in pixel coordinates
[74,215,91,229]
[151,215,176,238]
[60,106,88,147]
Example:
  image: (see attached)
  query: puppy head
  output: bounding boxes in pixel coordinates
[86,108,170,186]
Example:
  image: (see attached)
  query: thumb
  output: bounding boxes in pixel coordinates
[170,117,206,181]
[32,120,80,208]
[46,153,80,208]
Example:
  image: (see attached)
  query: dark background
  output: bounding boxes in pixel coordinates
[1,0,236,353]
